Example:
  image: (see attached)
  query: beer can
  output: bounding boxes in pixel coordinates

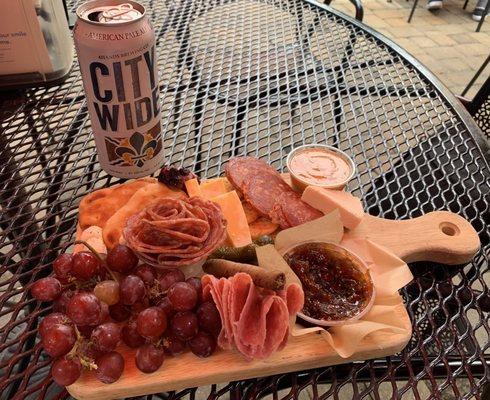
[74,0,163,179]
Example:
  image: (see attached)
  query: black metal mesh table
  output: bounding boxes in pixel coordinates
[1,0,489,399]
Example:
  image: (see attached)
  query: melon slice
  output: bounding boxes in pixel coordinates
[201,178,229,199]
[185,178,202,198]
[212,191,252,247]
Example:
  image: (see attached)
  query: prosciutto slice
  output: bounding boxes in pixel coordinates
[124,197,226,268]
[202,272,304,360]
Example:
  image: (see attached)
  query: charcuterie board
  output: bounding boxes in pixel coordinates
[28,153,479,400]
[67,208,479,400]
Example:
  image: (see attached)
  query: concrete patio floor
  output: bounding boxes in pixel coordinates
[333,0,489,98]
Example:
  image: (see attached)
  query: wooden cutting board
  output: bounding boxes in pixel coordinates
[67,210,480,400]
[348,210,480,265]
[68,303,409,400]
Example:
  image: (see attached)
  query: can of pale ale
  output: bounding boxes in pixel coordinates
[74,0,163,179]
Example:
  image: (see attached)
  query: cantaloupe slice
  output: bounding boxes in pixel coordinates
[201,178,229,199]
[212,190,252,247]
[249,218,279,239]
[185,178,202,198]
[301,186,364,229]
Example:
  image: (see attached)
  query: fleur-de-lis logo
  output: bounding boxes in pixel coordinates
[105,126,162,167]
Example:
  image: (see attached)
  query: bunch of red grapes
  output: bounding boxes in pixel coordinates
[30,244,222,387]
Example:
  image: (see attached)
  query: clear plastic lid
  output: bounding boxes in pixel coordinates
[0,0,73,88]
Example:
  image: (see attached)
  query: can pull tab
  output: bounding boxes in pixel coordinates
[101,3,136,21]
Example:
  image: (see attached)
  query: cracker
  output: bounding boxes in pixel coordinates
[78,177,156,230]
[102,183,187,249]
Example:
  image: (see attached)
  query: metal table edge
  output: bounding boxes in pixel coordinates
[301,0,490,165]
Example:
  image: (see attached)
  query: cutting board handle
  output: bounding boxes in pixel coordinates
[349,211,481,265]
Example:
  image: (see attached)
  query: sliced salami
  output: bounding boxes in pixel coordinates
[123,197,227,268]
[225,157,274,189]
[276,192,323,228]
[225,156,323,228]
[201,272,304,360]
[242,174,291,217]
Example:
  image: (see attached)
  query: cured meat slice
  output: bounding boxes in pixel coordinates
[269,201,291,229]
[225,157,323,229]
[124,197,226,268]
[279,193,323,228]
[202,275,234,349]
[202,272,304,360]
[279,283,305,316]
[242,201,259,224]
[225,157,275,189]
[242,174,291,216]
[260,297,289,358]
[232,276,264,357]
[220,279,233,349]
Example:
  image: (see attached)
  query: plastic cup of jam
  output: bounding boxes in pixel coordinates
[281,241,375,327]
[287,145,355,192]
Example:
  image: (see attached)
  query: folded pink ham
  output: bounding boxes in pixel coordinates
[202,272,304,360]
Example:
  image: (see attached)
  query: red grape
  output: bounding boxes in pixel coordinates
[77,324,96,338]
[72,252,100,280]
[168,282,197,311]
[188,331,216,357]
[106,244,138,273]
[53,290,74,314]
[94,280,120,306]
[122,319,146,348]
[95,351,124,384]
[53,253,73,281]
[67,292,102,326]
[109,303,131,322]
[136,307,167,340]
[31,277,62,301]
[51,356,81,386]
[131,298,149,314]
[96,301,110,325]
[158,269,185,292]
[135,343,165,373]
[157,297,175,317]
[91,322,121,353]
[135,264,156,286]
[39,313,71,338]
[196,301,222,337]
[170,311,198,341]
[41,323,76,357]
[164,333,186,356]
[186,277,202,302]
[119,275,145,305]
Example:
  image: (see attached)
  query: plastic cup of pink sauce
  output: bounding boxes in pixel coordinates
[287,144,355,192]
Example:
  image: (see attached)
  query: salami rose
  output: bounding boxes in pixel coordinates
[124,197,226,268]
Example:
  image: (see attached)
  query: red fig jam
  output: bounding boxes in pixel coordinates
[283,242,373,321]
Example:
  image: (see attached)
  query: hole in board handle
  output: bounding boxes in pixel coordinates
[439,222,460,236]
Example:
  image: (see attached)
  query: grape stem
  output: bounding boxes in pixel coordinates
[69,240,118,282]
[70,326,98,370]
